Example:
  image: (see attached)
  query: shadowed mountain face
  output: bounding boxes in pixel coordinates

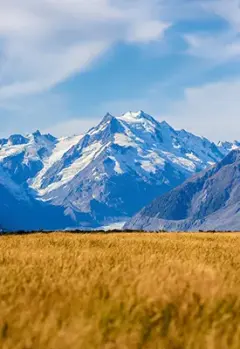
[125,150,240,231]
[0,111,236,231]
[0,167,93,231]
[0,183,75,231]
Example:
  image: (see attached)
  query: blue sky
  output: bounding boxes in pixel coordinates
[0,0,240,141]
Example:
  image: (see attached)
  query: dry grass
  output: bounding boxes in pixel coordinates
[0,233,240,349]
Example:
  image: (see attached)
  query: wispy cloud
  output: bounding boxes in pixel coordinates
[42,117,100,137]
[0,0,234,100]
[0,0,170,99]
[99,79,240,142]
[203,0,240,30]
[167,80,240,142]
[1,0,240,141]
[185,0,240,62]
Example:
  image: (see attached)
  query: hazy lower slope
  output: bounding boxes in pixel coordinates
[125,150,240,231]
[0,164,92,231]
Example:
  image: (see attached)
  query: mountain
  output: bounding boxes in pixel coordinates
[0,110,234,230]
[0,131,86,230]
[0,162,86,231]
[28,111,225,227]
[0,131,82,186]
[217,140,240,155]
[125,149,240,231]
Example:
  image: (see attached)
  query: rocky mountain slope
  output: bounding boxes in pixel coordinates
[125,149,240,231]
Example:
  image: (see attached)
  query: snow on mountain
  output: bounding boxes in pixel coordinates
[0,131,57,185]
[0,165,29,202]
[0,177,80,232]
[0,131,85,230]
[36,111,223,195]
[0,131,82,186]
[27,111,225,227]
[0,155,86,232]
[217,140,240,155]
[29,134,83,194]
[0,110,236,230]
[125,149,240,231]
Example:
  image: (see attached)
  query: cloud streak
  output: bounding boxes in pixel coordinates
[1,0,236,100]
[1,0,240,142]
[185,0,240,62]
[168,80,240,142]
[0,0,170,99]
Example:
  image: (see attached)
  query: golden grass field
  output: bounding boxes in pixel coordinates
[0,233,240,349]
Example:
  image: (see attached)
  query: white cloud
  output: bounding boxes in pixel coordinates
[43,117,100,137]
[167,80,240,141]
[127,20,170,43]
[99,80,240,142]
[185,0,240,62]
[5,79,240,143]
[0,0,170,99]
[185,32,240,63]
[203,0,240,31]
[0,41,107,98]
[1,0,240,142]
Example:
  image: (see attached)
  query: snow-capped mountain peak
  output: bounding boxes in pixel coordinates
[8,134,29,146]
[0,130,79,185]
[0,110,238,231]
[217,140,240,155]
[118,110,160,127]
[118,110,147,121]
[25,111,228,227]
